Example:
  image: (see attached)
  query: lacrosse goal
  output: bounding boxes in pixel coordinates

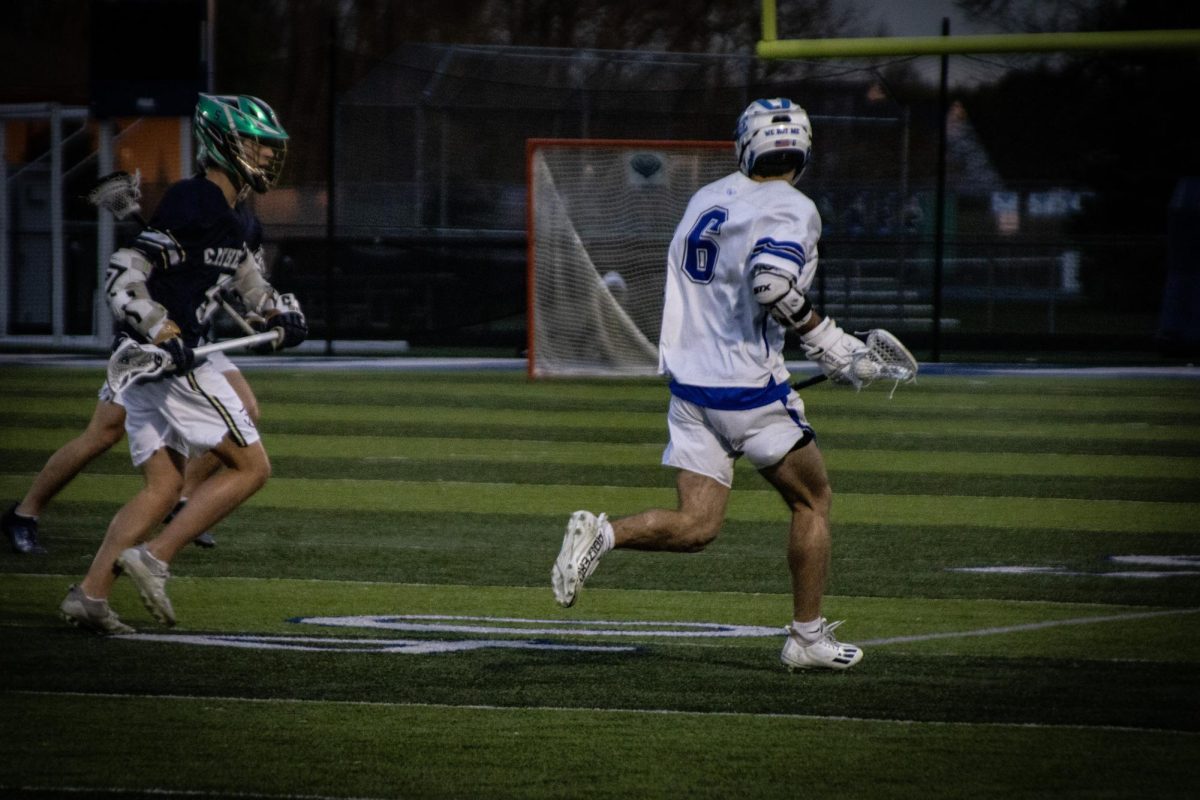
[526,138,731,377]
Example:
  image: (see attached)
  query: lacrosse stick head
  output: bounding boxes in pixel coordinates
[87,169,142,221]
[849,329,919,390]
[107,338,170,394]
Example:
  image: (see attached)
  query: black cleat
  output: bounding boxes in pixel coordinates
[3,503,46,555]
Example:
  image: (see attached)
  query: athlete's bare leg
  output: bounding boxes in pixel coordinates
[611,470,730,552]
[15,399,126,518]
[145,435,271,564]
[759,442,833,622]
[78,446,185,599]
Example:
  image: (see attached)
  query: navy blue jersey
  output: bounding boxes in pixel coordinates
[129,176,265,346]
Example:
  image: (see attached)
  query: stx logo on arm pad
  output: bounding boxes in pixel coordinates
[750,264,813,330]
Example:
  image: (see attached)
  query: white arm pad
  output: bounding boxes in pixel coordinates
[750,265,813,330]
[105,248,172,341]
[232,248,286,316]
[800,316,867,386]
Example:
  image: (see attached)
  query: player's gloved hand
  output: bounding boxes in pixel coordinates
[159,337,195,374]
[266,310,308,349]
[800,316,867,387]
[151,320,195,374]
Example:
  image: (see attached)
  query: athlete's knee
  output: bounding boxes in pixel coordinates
[214,439,272,491]
[144,464,185,500]
[676,514,722,552]
[243,447,272,489]
[87,413,126,450]
[788,478,831,517]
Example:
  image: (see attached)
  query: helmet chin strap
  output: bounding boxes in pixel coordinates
[227,155,257,202]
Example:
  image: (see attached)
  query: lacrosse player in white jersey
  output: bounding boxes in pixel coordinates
[59,94,307,634]
[554,98,880,671]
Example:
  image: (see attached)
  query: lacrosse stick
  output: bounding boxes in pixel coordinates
[792,328,918,397]
[106,329,283,394]
[88,170,258,336]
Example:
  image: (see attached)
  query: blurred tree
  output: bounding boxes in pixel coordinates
[212,0,862,184]
[954,0,1200,308]
[955,0,1194,33]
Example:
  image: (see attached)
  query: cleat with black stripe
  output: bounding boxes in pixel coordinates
[781,618,863,671]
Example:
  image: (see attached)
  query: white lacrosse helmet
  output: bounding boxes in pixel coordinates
[734,98,812,184]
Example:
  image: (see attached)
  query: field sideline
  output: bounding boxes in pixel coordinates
[0,363,1198,799]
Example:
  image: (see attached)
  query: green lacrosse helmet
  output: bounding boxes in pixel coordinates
[193,93,288,194]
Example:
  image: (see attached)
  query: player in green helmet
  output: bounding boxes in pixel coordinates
[57,93,306,634]
[194,93,289,198]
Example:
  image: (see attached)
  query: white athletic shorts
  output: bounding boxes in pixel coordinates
[122,358,258,467]
[662,392,815,487]
[97,350,239,405]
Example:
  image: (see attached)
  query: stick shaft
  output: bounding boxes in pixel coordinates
[219,297,257,334]
[791,373,828,391]
[193,330,282,357]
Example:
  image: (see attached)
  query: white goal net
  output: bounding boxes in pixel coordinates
[527,139,731,377]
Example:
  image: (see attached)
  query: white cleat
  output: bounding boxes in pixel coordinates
[116,544,176,626]
[552,510,609,608]
[780,618,863,671]
[59,584,135,635]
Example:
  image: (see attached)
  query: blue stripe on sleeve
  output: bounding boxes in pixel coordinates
[751,237,806,268]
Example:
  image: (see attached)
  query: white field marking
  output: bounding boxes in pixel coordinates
[304,609,1200,648]
[9,689,1199,737]
[292,614,783,638]
[106,607,1200,656]
[123,632,635,655]
[1109,554,1200,567]
[6,786,388,800]
[859,606,1200,646]
[949,565,1200,578]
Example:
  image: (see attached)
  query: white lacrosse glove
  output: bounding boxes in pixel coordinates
[800,316,868,387]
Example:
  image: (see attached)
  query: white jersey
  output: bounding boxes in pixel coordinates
[658,171,821,409]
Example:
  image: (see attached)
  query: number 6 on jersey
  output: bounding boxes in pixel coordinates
[682,207,728,283]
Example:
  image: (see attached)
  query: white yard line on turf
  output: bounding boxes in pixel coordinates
[859,606,1200,646]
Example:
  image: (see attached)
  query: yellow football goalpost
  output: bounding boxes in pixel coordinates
[757,0,1200,59]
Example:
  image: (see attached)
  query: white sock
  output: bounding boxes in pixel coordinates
[599,519,615,554]
[793,617,823,640]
